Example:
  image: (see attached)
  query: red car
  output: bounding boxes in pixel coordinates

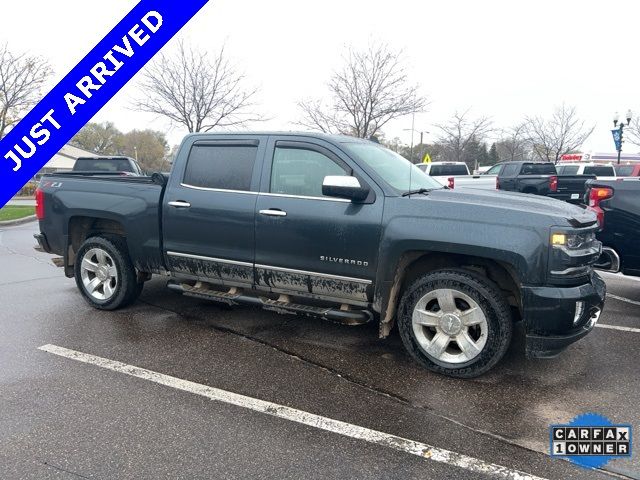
[615,163,640,177]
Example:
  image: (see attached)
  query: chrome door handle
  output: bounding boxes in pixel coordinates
[168,200,191,208]
[259,209,287,217]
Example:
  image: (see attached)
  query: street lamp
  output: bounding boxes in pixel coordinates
[612,109,632,164]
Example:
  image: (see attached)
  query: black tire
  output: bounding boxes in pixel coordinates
[397,269,512,378]
[74,235,142,310]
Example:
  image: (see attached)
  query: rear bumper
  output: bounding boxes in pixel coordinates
[547,192,583,204]
[522,271,606,358]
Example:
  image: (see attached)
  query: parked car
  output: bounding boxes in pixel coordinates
[72,156,143,175]
[614,163,640,177]
[34,133,605,378]
[417,162,496,190]
[585,178,640,277]
[556,162,617,180]
[495,161,594,203]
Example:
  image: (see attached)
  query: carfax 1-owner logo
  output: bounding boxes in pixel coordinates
[550,413,632,468]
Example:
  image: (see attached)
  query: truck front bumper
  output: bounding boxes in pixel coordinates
[522,271,606,358]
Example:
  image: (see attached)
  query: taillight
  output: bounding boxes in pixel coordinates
[588,187,613,227]
[495,176,500,189]
[549,175,558,192]
[35,188,45,220]
[448,177,455,189]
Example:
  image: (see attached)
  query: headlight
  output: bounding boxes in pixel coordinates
[551,232,596,250]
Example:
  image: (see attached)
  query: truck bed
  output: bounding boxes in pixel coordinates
[549,174,596,204]
[37,173,167,274]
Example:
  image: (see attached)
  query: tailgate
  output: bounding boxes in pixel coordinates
[555,175,595,202]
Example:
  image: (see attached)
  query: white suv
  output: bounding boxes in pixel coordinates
[556,162,617,179]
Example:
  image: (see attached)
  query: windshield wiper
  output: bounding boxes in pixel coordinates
[402,188,436,197]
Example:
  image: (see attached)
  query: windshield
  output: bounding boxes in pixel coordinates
[557,165,579,175]
[521,163,556,175]
[584,166,615,176]
[342,142,443,192]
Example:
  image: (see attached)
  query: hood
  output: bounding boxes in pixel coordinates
[422,188,597,228]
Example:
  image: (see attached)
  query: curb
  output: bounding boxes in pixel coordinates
[0,215,37,227]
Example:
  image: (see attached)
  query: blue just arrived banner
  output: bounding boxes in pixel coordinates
[0,0,210,207]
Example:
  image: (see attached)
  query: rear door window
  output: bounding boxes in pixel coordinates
[183,144,258,191]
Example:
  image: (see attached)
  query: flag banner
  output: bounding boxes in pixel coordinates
[611,129,622,151]
[0,0,209,207]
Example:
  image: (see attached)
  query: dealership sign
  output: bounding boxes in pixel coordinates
[0,0,209,208]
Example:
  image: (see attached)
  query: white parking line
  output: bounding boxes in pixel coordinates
[596,324,640,333]
[607,293,640,307]
[38,344,546,480]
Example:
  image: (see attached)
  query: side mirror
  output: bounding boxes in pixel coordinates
[322,175,369,201]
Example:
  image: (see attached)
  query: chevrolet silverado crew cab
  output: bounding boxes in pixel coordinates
[34,133,606,378]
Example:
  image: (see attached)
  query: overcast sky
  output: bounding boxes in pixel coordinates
[2,0,639,152]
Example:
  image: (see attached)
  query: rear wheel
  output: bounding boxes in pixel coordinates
[398,269,512,378]
[74,235,143,310]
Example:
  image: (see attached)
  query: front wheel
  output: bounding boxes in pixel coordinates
[74,235,143,310]
[397,269,513,378]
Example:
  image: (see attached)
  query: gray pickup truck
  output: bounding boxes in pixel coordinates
[494,161,595,203]
[34,132,606,378]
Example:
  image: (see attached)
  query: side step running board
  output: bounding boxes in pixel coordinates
[167,281,372,325]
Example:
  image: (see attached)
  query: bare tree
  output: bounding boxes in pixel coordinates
[525,104,594,163]
[495,123,530,162]
[436,110,493,165]
[0,43,52,138]
[623,117,640,147]
[136,41,258,132]
[297,42,427,138]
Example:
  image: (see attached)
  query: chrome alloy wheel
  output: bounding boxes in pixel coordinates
[80,248,118,301]
[412,288,488,364]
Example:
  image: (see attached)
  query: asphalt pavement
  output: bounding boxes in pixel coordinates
[1,221,638,479]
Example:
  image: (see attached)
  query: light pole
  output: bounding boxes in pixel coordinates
[612,109,632,164]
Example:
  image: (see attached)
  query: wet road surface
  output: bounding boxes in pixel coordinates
[1,221,638,479]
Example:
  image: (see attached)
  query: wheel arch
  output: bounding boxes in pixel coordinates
[378,251,522,337]
[65,216,127,276]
